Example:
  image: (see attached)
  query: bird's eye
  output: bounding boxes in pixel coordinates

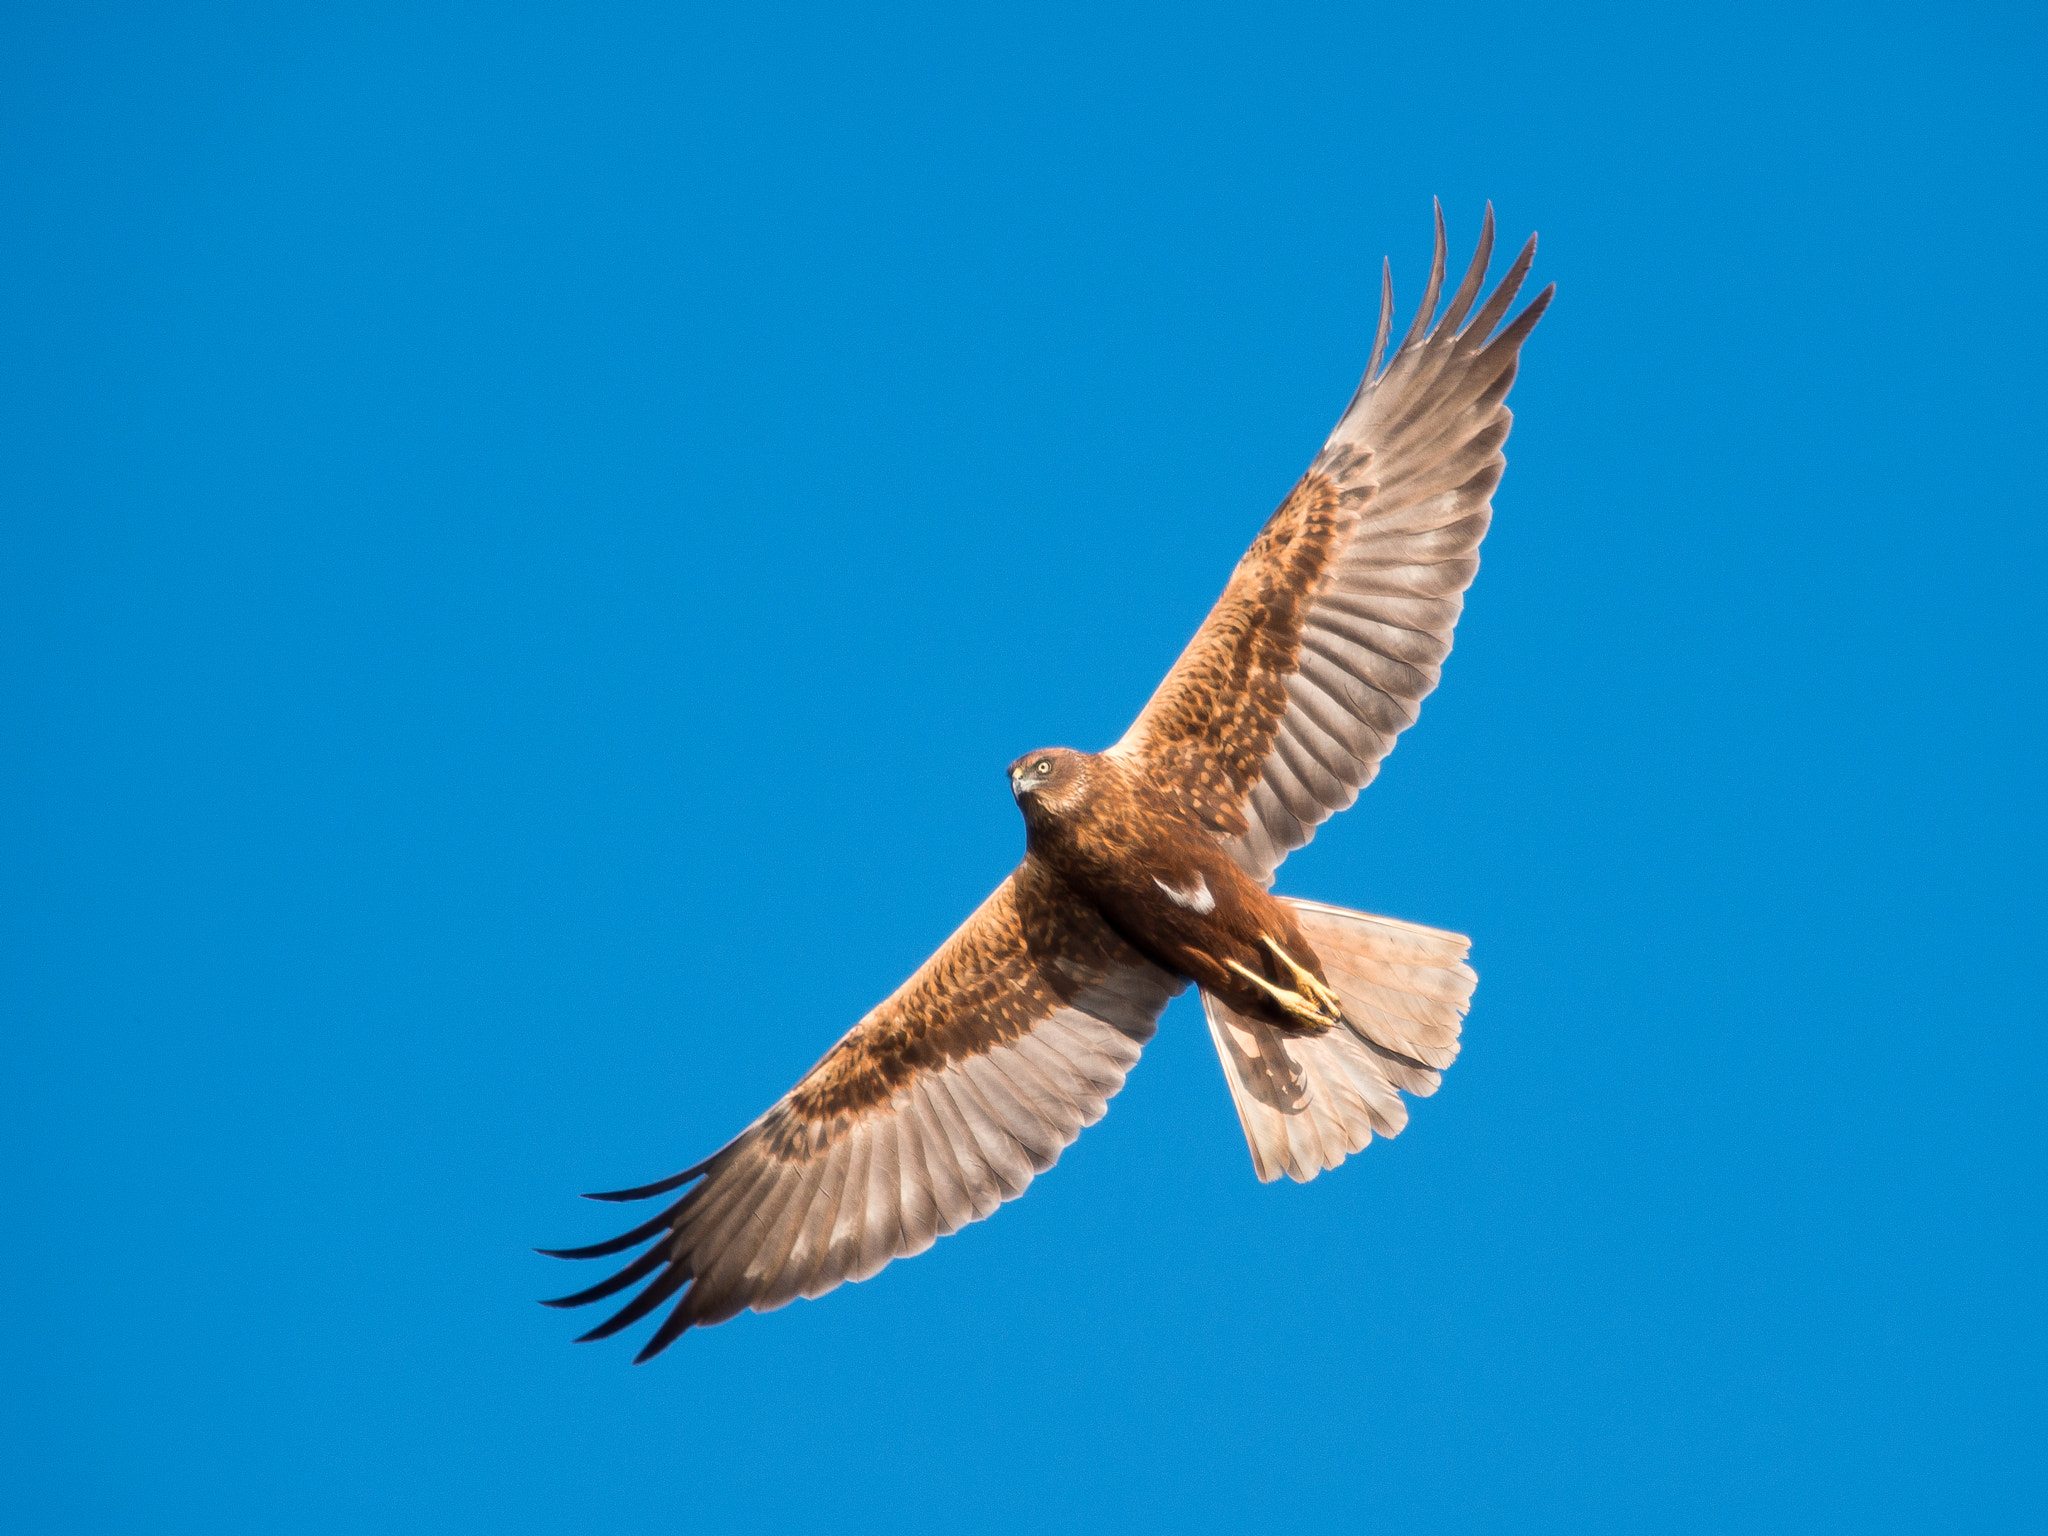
[1035,760,1052,775]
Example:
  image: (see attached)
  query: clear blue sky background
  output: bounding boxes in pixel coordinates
[4,3,2042,1531]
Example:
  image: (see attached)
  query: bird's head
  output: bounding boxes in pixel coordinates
[1008,747,1092,820]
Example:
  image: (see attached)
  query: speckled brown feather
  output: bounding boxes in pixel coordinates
[783,858,1146,1128]
[1109,474,1355,837]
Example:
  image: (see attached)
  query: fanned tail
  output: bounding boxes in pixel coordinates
[1202,898,1473,1184]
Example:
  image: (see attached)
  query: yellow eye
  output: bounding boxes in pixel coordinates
[1035,760,1052,775]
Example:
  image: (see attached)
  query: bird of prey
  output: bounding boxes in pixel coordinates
[544,205,1551,1359]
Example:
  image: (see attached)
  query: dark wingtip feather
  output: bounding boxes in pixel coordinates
[1499,282,1556,346]
[1462,232,1539,345]
[1397,202,1449,352]
[575,1265,691,1343]
[582,1160,709,1202]
[1433,203,1496,342]
[1466,282,1554,388]
[632,1301,699,1363]
[535,1203,682,1260]
[540,1246,669,1310]
[1365,257,1394,385]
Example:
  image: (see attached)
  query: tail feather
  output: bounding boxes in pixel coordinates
[1203,899,1474,1184]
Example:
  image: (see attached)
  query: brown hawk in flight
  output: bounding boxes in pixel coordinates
[544,206,1552,1359]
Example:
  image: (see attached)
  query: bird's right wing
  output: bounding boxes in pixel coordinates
[542,857,1181,1359]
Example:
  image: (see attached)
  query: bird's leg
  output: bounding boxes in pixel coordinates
[1225,939,1344,1033]
[1259,936,1346,1020]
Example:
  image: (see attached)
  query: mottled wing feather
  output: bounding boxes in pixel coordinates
[1109,204,1552,882]
[543,858,1181,1359]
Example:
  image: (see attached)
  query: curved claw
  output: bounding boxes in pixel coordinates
[1260,935,1345,1019]
[1226,951,1341,1033]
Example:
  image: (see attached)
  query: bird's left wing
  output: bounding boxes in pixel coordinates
[542,857,1180,1358]
[1107,205,1551,883]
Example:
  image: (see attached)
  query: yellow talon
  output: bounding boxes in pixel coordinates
[1225,953,1341,1032]
[1260,936,1345,1019]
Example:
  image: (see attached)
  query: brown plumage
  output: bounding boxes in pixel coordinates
[1006,747,1331,1028]
[543,204,1550,1358]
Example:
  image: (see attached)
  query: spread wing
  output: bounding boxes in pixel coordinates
[542,858,1181,1359]
[1107,204,1553,883]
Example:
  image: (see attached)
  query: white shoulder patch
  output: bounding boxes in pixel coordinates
[1154,873,1216,915]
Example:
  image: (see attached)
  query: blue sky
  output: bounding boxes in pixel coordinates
[3,2,2042,1531]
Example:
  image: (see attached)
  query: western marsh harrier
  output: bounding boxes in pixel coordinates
[545,205,1551,1358]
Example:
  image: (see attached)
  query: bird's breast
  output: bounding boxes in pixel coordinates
[1040,820,1242,962]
